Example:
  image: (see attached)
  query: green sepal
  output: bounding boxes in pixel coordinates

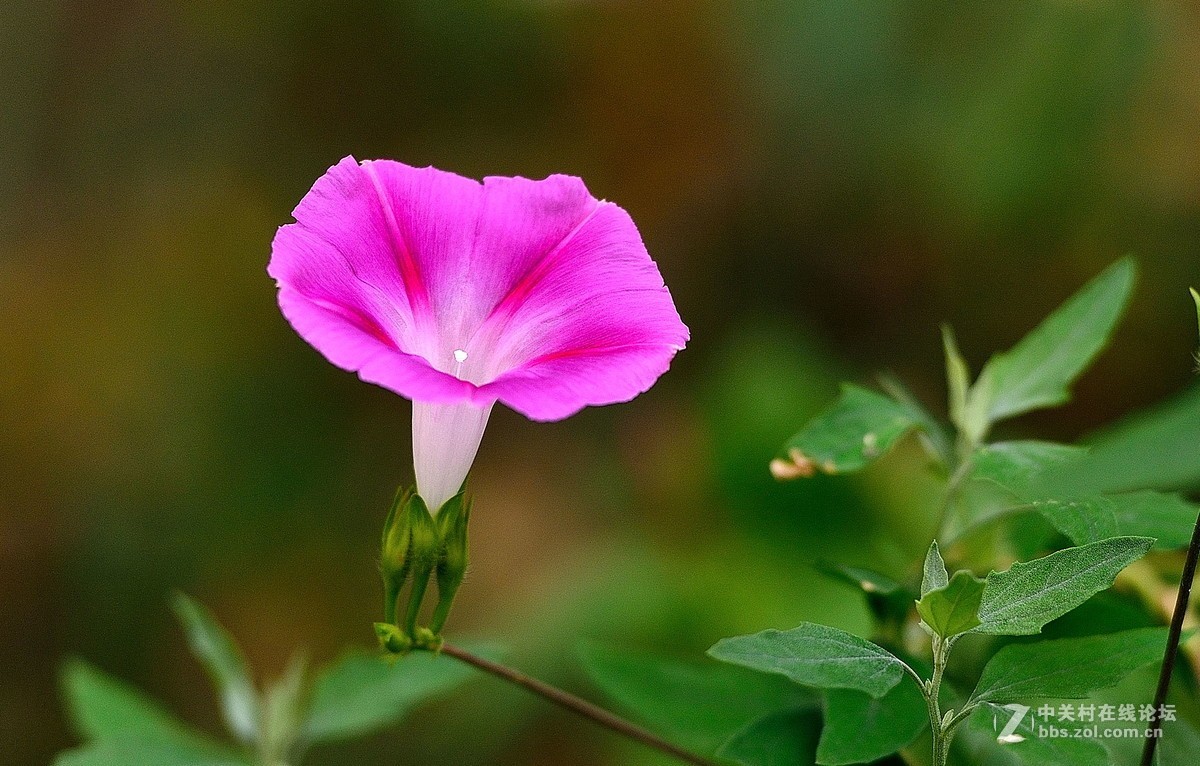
[431,490,471,633]
[405,493,440,571]
[374,623,411,655]
[380,486,415,584]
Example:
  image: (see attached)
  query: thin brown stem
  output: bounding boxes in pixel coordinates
[1140,507,1200,766]
[437,642,720,766]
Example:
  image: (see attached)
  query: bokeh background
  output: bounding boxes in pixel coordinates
[4,0,1200,763]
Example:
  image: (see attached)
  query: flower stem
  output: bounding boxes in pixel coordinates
[435,642,720,766]
[923,635,954,766]
[383,580,401,626]
[403,566,432,636]
[1140,506,1200,766]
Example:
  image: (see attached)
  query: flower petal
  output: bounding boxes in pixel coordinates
[269,157,687,418]
[412,400,493,514]
[268,156,479,402]
[467,199,689,420]
[275,288,473,403]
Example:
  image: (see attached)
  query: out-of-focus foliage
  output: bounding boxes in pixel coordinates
[637,260,1200,765]
[6,0,1200,764]
[58,596,491,766]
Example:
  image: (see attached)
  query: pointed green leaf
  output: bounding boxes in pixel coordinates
[62,659,196,744]
[974,537,1154,635]
[943,325,972,435]
[170,593,259,744]
[964,703,1108,765]
[773,385,918,478]
[945,442,1087,539]
[980,257,1136,422]
[303,644,495,743]
[917,570,986,638]
[971,441,1086,498]
[876,372,955,466]
[718,709,821,766]
[968,442,1193,549]
[1035,491,1197,549]
[814,561,914,626]
[580,643,816,758]
[1029,497,1120,548]
[1191,287,1200,342]
[963,368,998,445]
[921,541,950,597]
[1158,716,1200,766]
[970,628,1168,704]
[1038,384,1200,496]
[59,659,239,761]
[54,741,249,766]
[943,324,996,445]
[817,681,927,765]
[259,654,308,765]
[709,623,907,698]
[815,561,902,596]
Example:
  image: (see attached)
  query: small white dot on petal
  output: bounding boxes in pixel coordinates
[453,349,469,363]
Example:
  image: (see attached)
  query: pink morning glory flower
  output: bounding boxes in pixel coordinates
[268,157,688,513]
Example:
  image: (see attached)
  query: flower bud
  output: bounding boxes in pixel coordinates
[406,492,441,573]
[380,487,415,587]
[430,490,470,633]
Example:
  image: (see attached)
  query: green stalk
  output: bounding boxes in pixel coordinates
[925,636,953,766]
[383,578,401,626]
[429,578,461,634]
[403,565,433,636]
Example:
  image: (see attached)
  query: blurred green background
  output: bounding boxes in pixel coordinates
[4,0,1200,763]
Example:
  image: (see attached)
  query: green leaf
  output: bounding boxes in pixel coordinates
[979,257,1136,422]
[964,703,1108,765]
[580,643,815,757]
[1191,287,1200,340]
[963,368,998,445]
[54,741,249,766]
[718,709,821,766]
[943,324,996,446]
[916,570,986,638]
[1039,383,1200,495]
[303,645,493,743]
[773,385,918,478]
[708,623,907,698]
[966,442,1194,549]
[921,541,949,597]
[943,325,972,437]
[1158,716,1200,766]
[62,659,195,743]
[970,441,1086,498]
[259,654,308,765]
[170,593,259,744]
[817,681,927,765]
[1035,491,1197,549]
[59,659,238,760]
[974,537,1154,635]
[875,372,955,466]
[814,561,902,596]
[944,442,1087,540]
[970,627,1168,704]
